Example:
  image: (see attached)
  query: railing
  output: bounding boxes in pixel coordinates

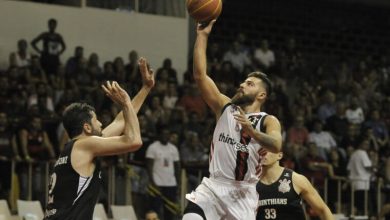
[2,158,386,218]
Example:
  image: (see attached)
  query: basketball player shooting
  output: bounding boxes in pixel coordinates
[43,58,155,220]
[182,20,282,220]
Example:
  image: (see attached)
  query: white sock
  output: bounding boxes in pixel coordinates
[182,213,204,220]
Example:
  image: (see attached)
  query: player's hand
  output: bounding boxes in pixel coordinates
[138,57,155,88]
[101,81,131,106]
[234,106,255,136]
[197,19,216,36]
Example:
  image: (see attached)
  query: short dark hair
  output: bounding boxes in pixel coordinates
[247,71,272,95]
[62,103,95,139]
[48,18,57,24]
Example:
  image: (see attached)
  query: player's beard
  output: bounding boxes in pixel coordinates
[231,91,256,106]
[91,127,103,137]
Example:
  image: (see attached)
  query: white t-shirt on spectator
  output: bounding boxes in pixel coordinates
[347,149,372,190]
[146,140,180,187]
[346,107,364,124]
[308,131,337,150]
[254,49,275,68]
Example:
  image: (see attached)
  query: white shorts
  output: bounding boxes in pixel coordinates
[185,177,258,220]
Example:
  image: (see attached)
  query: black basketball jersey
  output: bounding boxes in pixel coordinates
[44,140,102,220]
[256,168,306,220]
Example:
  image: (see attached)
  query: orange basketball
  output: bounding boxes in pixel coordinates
[187,0,223,22]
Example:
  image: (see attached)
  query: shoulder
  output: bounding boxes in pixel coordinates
[292,172,311,194]
[264,114,280,124]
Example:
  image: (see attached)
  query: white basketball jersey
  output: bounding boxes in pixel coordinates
[209,104,268,183]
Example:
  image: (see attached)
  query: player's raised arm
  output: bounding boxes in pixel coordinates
[102,57,154,137]
[79,81,142,157]
[293,173,333,220]
[194,20,230,117]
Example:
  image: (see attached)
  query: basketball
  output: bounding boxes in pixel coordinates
[187,0,223,22]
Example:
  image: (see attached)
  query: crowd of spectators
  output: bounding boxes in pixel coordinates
[0,17,389,219]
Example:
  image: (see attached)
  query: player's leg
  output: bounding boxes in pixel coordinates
[182,201,206,220]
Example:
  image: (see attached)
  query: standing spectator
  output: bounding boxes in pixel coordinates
[146,127,180,220]
[31,18,66,77]
[254,39,275,71]
[347,137,372,215]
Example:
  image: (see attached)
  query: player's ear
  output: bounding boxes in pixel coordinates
[83,123,92,134]
[277,152,283,160]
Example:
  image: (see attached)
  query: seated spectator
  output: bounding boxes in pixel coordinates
[287,115,309,151]
[364,109,388,148]
[10,39,31,68]
[27,55,48,84]
[177,83,207,119]
[317,90,337,123]
[156,58,178,84]
[309,120,337,160]
[326,101,349,142]
[162,82,178,110]
[145,96,169,125]
[254,39,275,71]
[346,97,365,125]
[87,53,103,80]
[65,46,84,76]
[301,142,329,190]
[180,131,208,191]
[222,41,251,72]
[113,57,126,83]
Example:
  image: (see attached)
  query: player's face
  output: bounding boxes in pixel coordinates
[261,151,282,166]
[89,111,102,137]
[231,77,265,106]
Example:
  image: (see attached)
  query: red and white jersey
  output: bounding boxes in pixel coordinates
[209,103,268,183]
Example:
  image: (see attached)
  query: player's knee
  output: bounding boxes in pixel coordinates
[182,213,205,220]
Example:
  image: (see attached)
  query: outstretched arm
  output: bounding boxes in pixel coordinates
[79,81,142,157]
[293,173,333,220]
[193,20,230,117]
[102,57,154,137]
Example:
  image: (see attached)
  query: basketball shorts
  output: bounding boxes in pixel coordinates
[185,177,258,220]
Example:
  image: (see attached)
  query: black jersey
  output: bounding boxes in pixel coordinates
[44,140,102,220]
[256,168,306,220]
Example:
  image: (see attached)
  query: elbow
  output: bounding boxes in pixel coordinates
[130,136,143,151]
[123,136,143,152]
